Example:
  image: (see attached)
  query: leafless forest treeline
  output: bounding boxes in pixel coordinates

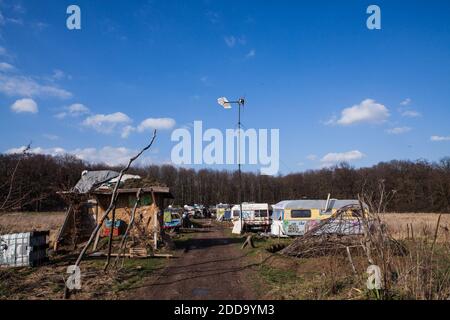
[1,153,449,213]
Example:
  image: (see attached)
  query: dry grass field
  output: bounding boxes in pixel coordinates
[0,211,66,245]
[1,211,449,243]
[381,213,450,241]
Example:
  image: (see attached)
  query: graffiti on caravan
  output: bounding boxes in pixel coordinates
[171,121,280,175]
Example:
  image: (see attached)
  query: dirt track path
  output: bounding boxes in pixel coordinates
[130,220,257,300]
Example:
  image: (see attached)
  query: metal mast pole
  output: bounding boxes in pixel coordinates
[238,99,243,233]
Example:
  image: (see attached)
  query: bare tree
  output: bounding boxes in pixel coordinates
[0,143,31,212]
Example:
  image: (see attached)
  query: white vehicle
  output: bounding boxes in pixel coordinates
[231,203,272,231]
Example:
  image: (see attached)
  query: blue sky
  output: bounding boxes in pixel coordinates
[1,0,450,174]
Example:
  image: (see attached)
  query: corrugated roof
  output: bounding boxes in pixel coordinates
[92,187,173,198]
[72,170,119,194]
[273,199,361,210]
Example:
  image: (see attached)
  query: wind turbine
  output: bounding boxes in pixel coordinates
[217,97,245,233]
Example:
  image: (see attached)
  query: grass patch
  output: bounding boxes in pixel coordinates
[260,265,298,285]
[113,258,165,293]
[245,236,293,257]
[172,232,196,248]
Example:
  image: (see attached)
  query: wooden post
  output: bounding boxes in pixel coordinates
[104,206,116,271]
[92,226,101,252]
[54,205,72,251]
[114,189,142,266]
[154,204,159,251]
[95,202,98,224]
[241,234,255,249]
[346,246,357,275]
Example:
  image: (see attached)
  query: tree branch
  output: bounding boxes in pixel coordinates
[74,131,157,268]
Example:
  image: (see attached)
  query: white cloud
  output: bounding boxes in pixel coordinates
[0,62,15,72]
[72,146,152,166]
[430,135,450,142]
[137,118,176,132]
[400,98,411,106]
[401,110,421,118]
[329,99,390,126]
[224,35,246,48]
[224,36,236,47]
[54,113,66,119]
[0,74,72,99]
[306,154,318,161]
[68,103,89,114]
[6,17,23,25]
[386,126,412,135]
[12,4,26,14]
[10,98,38,114]
[51,69,68,80]
[121,125,135,138]
[56,103,90,119]
[246,49,256,58]
[320,150,365,166]
[206,11,220,24]
[120,117,175,138]
[6,146,66,157]
[6,145,152,166]
[83,112,132,134]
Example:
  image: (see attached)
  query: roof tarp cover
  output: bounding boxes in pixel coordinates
[273,200,361,210]
[72,170,119,194]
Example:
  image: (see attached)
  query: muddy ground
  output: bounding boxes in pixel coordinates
[128,220,259,300]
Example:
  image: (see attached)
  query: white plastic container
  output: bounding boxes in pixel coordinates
[0,231,49,267]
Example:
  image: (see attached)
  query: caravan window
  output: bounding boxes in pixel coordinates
[233,210,240,217]
[272,209,283,220]
[291,209,312,218]
[254,209,268,217]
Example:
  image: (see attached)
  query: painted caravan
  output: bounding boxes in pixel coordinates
[216,203,231,221]
[271,197,364,237]
[231,203,272,231]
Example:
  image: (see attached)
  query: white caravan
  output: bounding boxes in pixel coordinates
[231,203,272,231]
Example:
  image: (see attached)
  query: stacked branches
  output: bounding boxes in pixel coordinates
[281,205,369,259]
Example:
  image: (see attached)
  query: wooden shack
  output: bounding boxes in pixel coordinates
[54,186,173,251]
[92,186,173,237]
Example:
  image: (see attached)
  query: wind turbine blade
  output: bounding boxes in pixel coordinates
[217,97,232,109]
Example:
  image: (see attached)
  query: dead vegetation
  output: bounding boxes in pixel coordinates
[0,211,65,245]
[0,252,166,300]
[250,182,450,300]
[381,213,450,242]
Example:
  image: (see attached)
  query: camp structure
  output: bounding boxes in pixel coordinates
[231,203,272,231]
[271,197,364,237]
[163,206,183,231]
[54,170,173,251]
[215,203,231,221]
[91,186,173,245]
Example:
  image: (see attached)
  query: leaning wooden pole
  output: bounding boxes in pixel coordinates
[73,131,157,268]
[113,188,142,267]
[104,205,117,271]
